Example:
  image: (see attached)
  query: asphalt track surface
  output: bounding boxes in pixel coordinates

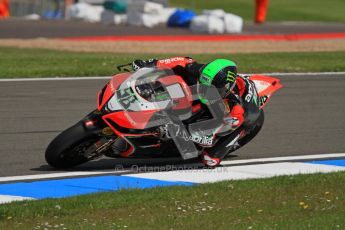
[1,19,345,38]
[0,74,344,177]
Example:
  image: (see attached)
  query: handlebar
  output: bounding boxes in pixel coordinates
[116,63,133,72]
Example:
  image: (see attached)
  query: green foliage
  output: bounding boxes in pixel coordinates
[0,48,345,78]
[1,172,345,229]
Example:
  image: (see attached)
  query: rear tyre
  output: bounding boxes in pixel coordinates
[45,121,100,169]
[239,110,265,147]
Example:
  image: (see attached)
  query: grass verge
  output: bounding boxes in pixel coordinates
[1,47,345,78]
[0,172,345,229]
[171,0,345,22]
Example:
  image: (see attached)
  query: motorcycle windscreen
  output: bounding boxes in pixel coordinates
[249,74,283,109]
[106,68,192,130]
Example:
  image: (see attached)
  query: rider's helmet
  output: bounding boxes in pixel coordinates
[198,59,237,104]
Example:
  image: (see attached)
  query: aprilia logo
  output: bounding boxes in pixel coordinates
[158,57,185,64]
[181,131,213,146]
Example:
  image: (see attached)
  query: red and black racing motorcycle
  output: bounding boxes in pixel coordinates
[45,66,282,169]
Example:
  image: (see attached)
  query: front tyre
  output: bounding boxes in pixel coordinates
[45,121,100,169]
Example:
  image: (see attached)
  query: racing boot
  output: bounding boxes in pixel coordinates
[201,127,244,167]
[202,152,221,167]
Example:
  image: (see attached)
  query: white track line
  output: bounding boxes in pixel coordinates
[261,72,345,76]
[0,171,124,183]
[0,195,35,204]
[222,152,345,165]
[128,162,345,183]
[0,72,345,82]
[0,153,344,183]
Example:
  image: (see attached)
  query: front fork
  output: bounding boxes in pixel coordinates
[82,110,113,135]
[81,110,118,159]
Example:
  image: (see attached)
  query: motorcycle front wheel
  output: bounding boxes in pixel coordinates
[45,121,101,169]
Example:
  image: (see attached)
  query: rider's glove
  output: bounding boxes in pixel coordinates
[223,117,240,129]
[132,59,157,71]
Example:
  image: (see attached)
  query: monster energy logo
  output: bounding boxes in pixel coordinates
[227,71,236,83]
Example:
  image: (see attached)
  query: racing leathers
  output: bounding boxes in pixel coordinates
[132,57,251,167]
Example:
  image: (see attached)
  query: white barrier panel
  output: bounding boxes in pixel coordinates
[190,15,225,34]
[127,11,161,28]
[202,9,226,18]
[101,10,127,25]
[66,3,104,23]
[224,13,243,33]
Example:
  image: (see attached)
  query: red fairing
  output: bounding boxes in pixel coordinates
[249,74,283,109]
[156,57,195,69]
[120,144,135,157]
[102,113,158,157]
[250,75,282,96]
[102,115,136,157]
[105,110,158,130]
[97,73,131,111]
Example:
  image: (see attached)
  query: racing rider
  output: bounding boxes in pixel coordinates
[132,57,253,167]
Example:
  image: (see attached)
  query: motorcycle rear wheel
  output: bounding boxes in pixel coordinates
[239,110,265,146]
[226,110,265,156]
